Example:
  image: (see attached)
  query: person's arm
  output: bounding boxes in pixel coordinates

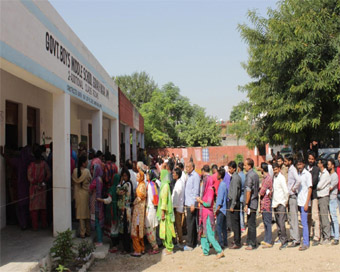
[97,195,112,204]
[304,187,312,212]
[259,177,267,197]
[329,175,338,191]
[190,174,200,213]
[244,174,252,212]
[215,183,224,214]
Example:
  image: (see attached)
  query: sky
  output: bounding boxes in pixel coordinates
[50,0,278,120]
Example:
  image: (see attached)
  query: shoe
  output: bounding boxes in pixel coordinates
[279,243,288,250]
[262,242,273,248]
[321,239,331,245]
[299,244,309,251]
[183,245,193,251]
[312,240,320,246]
[288,242,300,248]
[230,244,241,249]
[331,240,339,246]
[260,241,266,246]
[274,239,281,244]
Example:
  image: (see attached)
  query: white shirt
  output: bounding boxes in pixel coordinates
[297,169,312,207]
[317,168,331,198]
[172,175,186,213]
[272,172,289,208]
[129,169,138,193]
[145,180,159,229]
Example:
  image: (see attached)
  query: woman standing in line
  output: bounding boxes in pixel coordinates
[117,168,134,254]
[157,169,176,255]
[131,171,147,257]
[27,146,51,231]
[72,154,91,238]
[196,177,224,258]
[145,169,160,254]
[97,174,120,253]
[89,163,104,246]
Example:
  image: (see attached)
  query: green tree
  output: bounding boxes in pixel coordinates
[229,101,252,145]
[114,71,158,109]
[140,82,221,148]
[238,0,340,151]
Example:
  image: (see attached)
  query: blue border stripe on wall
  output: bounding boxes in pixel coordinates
[20,0,118,97]
[0,40,118,119]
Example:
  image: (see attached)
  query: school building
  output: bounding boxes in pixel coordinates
[0,0,144,235]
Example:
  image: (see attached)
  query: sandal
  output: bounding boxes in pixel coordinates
[149,249,160,255]
[109,248,118,253]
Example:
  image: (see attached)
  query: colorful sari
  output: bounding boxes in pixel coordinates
[104,174,120,238]
[89,164,104,230]
[157,170,176,252]
[200,176,222,256]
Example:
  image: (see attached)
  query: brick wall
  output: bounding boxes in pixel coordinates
[148,145,267,169]
[119,88,133,127]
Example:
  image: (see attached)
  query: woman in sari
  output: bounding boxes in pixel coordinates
[72,154,91,238]
[157,169,176,255]
[131,171,147,257]
[145,169,160,255]
[117,168,134,253]
[196,176,224,258]
[97,174,120,253]
[89,163,104,246]
[27,146,51,230]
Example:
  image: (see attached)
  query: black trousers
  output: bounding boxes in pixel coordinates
[120,210,131,252]
[185,206,198,248]
[274,204,288,245]
[246,208,257,248]
[229,202,241,246]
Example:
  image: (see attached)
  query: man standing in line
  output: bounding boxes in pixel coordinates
[183,162,200,251]
[277,155,288,182]
[215,168,228,249]
[259,162,273,248]
[285,155,302,248]
[238,162,246,233]
[228,161,242,249]
[243,158,259,250]
[307,152,321,246]
[327,158,339,245]
[297,159,312,251]
[316,159,331,245]
[272,163,289,250]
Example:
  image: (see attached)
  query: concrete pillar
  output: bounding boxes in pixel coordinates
[141,133,145,149]
[110,118,120,165]
[132,129,137,161]
[52,92,71,236]
[92,110,103,151]
[124,125,130,160]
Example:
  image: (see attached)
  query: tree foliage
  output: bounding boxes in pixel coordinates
[238,0,340,150]
[140,82,221,148]
[114,71,158,109]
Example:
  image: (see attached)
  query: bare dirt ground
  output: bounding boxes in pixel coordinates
[90,216,340,272]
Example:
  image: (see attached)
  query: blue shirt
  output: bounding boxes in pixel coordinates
[184,171,200,206]
[223,173,231,201]
[239,171,246,203]
[216,181,227,215]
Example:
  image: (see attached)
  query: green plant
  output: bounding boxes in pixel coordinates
[235,154,244,165]
[50,229,75,270]
[77,240,95,259]
[56,264,69,272]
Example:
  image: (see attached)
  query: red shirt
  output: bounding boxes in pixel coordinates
[212,172,220,196]
[260,174,273,211]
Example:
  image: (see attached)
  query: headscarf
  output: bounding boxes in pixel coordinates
[137,170,145,184]
[108,174,120,223]
[148,169,159,206]
[156,169,174,222]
